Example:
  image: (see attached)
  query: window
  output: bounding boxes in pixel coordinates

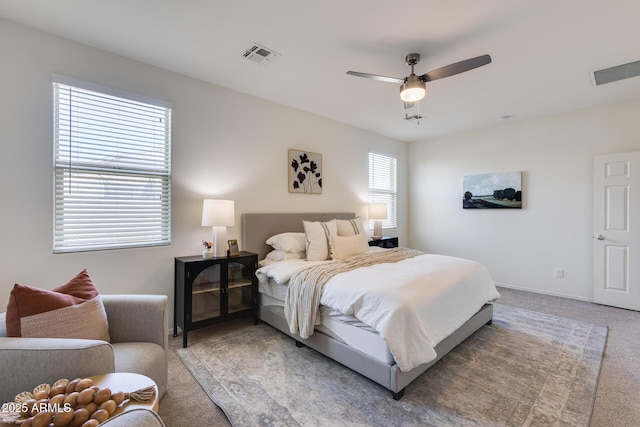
[53,77,172,253]
[368,151,397,229]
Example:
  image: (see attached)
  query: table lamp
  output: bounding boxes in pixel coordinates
[202,199,235,257]
[369,203,387,240]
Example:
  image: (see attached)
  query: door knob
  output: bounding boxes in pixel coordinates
[596,235,605,240]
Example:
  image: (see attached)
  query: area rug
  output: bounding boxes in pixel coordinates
[175,304,607,426]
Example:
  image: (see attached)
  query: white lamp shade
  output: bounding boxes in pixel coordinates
[201,199,235,227]
[369,203,388,220]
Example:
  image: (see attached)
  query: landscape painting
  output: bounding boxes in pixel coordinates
[463,171,522,209]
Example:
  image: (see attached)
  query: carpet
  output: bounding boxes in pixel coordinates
[175,304,607,426]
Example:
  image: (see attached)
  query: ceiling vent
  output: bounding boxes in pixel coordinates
[243,43,280,65]
[592,59,640,86]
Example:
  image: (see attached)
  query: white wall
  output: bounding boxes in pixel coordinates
[0,19,407,318]
[408,98,640,300]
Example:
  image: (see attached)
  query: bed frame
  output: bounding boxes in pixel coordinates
[242,212,493,400]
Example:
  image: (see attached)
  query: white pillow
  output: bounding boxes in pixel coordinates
[303,219,337,261]
[265,249,305,261]
[330,233,370,260]
[266,232,306,253]
[336,217,367,237]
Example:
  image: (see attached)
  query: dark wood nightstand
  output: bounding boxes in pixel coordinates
[174,251,258,347]
[368,236,398,248]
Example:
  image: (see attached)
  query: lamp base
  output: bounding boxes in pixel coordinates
[373,220,382,240]
[211,226,227,258]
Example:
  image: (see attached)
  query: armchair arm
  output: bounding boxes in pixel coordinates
[0,337,115,404]
[101,295,168,351]
[101,408,166,427]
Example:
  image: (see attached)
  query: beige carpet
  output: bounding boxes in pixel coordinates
[174,304,606,426]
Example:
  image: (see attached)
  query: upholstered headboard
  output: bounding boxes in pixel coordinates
[242,212,356,260]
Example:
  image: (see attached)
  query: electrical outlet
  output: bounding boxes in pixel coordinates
[555,268,565,278]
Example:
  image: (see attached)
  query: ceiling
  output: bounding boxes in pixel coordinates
[1,0,640,142]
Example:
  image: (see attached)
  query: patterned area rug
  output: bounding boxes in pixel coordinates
[176,304,607,426]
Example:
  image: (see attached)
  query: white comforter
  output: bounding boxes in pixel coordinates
[256,252,500,372]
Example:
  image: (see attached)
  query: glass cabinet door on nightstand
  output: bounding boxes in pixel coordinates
[191,264,223,322]
[227,258,254,314]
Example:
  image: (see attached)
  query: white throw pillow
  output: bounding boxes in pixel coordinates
[335,217,368,237]
[330,233,370,259]
[266,232,306,253]
[303,220,337,261]
[265,249,305,261]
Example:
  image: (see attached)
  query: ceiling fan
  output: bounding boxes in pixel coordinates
[347,53,492,109]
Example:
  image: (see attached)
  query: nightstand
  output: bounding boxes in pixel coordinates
[368,236,398,249]
[174,251,258,347]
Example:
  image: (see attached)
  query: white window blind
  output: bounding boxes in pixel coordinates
[53,79,172,253]
[368,151,397,229]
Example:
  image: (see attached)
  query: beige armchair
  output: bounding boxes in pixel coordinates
[0,294,168,405]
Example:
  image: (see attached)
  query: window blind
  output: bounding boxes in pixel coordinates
[368,151,397,229]
[53,80,172,252]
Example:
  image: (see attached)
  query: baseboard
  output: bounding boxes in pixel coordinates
[495,282,594,303]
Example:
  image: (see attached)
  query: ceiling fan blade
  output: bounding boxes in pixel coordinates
[421,54,492,82]
[346,71,405,84]
[403,101,415,110]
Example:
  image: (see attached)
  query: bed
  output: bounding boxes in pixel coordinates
[242,212,499,400]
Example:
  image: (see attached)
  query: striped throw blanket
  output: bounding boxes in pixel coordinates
[285,247,424,338]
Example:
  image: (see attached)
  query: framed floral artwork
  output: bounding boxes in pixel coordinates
[288,149,322,194]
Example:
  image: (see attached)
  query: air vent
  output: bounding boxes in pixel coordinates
[592,59,640,86]
[243,43,280,65]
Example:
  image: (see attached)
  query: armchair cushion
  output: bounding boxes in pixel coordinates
[5,269,109,341]
[112,342,166,394]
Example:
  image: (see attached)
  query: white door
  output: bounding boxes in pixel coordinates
[593,151,640,310]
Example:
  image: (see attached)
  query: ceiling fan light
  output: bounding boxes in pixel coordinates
[400,80,426,102]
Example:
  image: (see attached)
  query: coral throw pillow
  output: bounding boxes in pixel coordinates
[5,269,110,341]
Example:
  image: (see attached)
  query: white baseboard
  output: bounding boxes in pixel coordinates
[495,282,594,303]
